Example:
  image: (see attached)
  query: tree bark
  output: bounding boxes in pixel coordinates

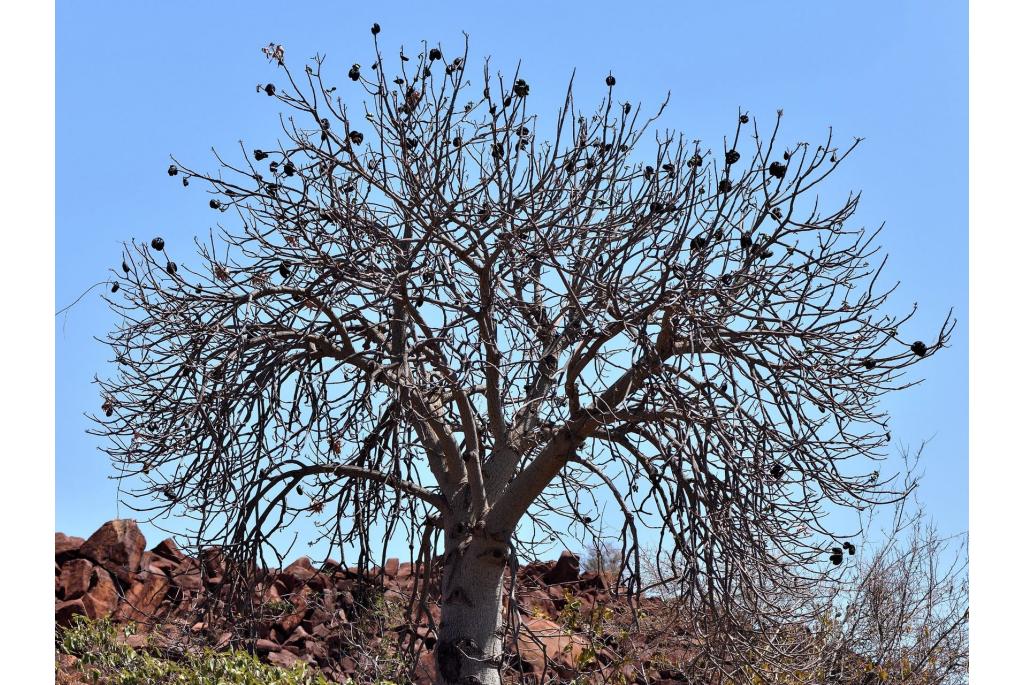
[434,533,507,685]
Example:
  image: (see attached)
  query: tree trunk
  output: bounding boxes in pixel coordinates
[434,534,507,685]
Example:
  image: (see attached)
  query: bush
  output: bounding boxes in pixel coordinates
[57,616,332,685]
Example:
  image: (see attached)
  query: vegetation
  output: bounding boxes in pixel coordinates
[57,616,332,685]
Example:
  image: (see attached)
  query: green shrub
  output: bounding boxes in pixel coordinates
[57,616,332,685]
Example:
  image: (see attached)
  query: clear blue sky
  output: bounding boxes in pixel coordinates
[56,1,967,551]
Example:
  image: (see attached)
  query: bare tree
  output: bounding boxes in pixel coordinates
[92,29,953,685]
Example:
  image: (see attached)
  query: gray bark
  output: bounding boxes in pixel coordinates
[434,533,508,685]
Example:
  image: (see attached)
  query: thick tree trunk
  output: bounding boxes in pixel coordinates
[434,534,507,685]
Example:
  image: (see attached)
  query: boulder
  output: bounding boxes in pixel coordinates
[59,559,95,600]
[55,533,85,563]
[280,556,318,592]
[384,557,400,577]
[516,617,585,676]
[78,520,146,585]
[81,567,119,619]
[115,572,170,625]
[56,599,87,627]
[267,649,300,669]
[542,550,580,585]
[150,537,187,564]
[168,557,203,593]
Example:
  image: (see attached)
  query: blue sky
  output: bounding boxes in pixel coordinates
[56,1,967,551]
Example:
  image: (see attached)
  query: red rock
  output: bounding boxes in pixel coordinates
[280,556,318,592]
[115,572,170,625]
[59,558,95,600]
[516,617,585,676]
[81,567,119,619]
[275,588,309,634]
[79,520,147,585]
[413,650,437,684]
[542,550,580,585]
[267,649,300,668]
[56,533,86,562]
[384,557,400,577]
[255,638,281,653]
[200,548,225,582]
[168,558,203,592]
[56,599,87,627]
[150,538,187,564]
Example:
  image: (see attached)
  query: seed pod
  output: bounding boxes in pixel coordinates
[349,130,364,145]
[110,281,119,293]
[740,233,753,250]
[769,161,787,179]
[122,261,130,274]
[862,358,877,370]
[166,261,177,275]
[278,263,290,279]
[513,79,530,97]
[718,178,733,193]
[151,237,165,251]
[605,74,616,87]
[770,463,785,480]
[690,235,707,251]
[452,136,462,147]
[739,114,749,124]
[725,149,740,165]
[283,161,296,176]
[269,161,279,172]
[911,341,928,356]
[429,48,442,61]
[348,64,361,81]
[254,149,268,161]
[320,118,330,130]
[371,22,380,35]
[167,164,178,176]
[209,199,221,209]
[264,83,276,97]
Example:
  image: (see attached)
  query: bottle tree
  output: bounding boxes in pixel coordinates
[94,30,952,685]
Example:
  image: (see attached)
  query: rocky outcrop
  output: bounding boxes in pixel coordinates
[55,520,681,684]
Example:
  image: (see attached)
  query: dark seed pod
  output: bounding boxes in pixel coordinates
[110,282,119,293]
[492,144,504,159]
[371,22,381,35]
[770,463,785,480]
[740,233,753,250]
[771,207,783,219]
[209,199,221,209]
[690,235,707,251]
[783,151,790,161]
[264,83,276,97]
[845,543,856,556]
[320,118,330,131]
[296,485,303,496]
[663,162,676,174]
[429,47,442,61]
[349,130,364,145]
[644,165,654,180]
[769,161,787,179]
[254,149,268,161]
[911,341,928,357]
[862,358,877,370]
[718,178,733,193]
[830,553,843,566]
[167,164,178,176]
[122,261,130,274]
[278,263,290,279]
[348,64,361,81]
[605,74,616,87]
[832,546,843,555]
[725,149,740,165]
[686,154,702,168]
[651,201,665,214]
[502,95,512,108]
[740,114,749,124]
[166,261,177,275]
[182,177,189,187]
[452,136,462,147]
[513,79,530,97]
[283,161,296,176]
[151,237,165,251]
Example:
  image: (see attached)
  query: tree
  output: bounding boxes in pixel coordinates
[93,30,953,685]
